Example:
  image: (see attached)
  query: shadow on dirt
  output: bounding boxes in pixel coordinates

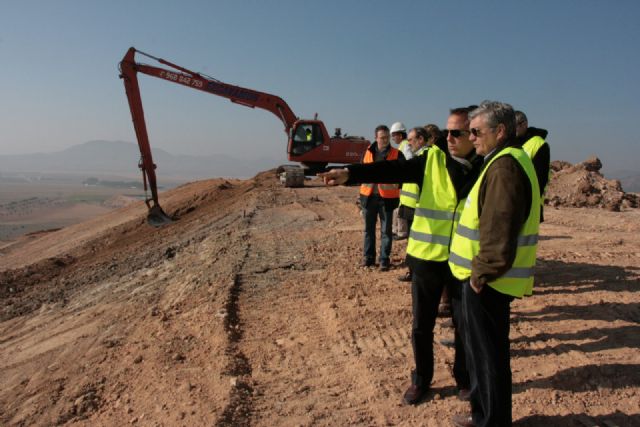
[533,259,639,296]
[510,260,639,358]
[516,411,640,427]
[514,301,639,323]
[511,324,640,357]
[515,363,639,393]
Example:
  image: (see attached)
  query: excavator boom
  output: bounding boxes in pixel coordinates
[126,49,298,132]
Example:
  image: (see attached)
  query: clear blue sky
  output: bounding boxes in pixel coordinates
[1,0,639,174]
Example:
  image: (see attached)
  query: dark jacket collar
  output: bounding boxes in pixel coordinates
[368,142,391,154]
[517,127,548,145]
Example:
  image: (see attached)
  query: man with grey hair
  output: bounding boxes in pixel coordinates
[448,101,540,427]
[515,110,550,222]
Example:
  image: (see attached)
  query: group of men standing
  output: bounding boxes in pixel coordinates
[319,101,550,427]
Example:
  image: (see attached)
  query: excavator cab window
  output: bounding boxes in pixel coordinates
[291,123,323,155]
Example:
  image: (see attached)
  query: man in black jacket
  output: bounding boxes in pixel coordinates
[515,110,550,222]
[320,107,482,406]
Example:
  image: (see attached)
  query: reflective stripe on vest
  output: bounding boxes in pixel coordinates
[399,146,428,208]
[523,136,549,208]
[448,147,541,298]
[406,146,461,262]
[359,147,400,198]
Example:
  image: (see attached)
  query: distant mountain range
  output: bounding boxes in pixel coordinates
[2,141,639,193]
[0,140,282,179]
[605,169,640,193]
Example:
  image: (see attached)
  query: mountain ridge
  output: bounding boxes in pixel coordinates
[0,140,281,179]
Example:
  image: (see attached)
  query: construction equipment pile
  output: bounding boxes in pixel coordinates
[547,156,640,211]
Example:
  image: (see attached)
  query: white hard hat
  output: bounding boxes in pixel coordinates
[390,122,406,134]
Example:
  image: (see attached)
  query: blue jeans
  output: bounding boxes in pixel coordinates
[362,194,394,263]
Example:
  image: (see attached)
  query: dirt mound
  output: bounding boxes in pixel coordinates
[1,170,639,426]
[547,156,640,211]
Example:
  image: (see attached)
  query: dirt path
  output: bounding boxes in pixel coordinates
[1,173,638,426]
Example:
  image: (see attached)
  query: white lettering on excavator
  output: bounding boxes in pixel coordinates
[160,71,203,88]
[160,71,178,81]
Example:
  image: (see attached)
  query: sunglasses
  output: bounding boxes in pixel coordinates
[470,127,495,137]
[445,129,470,138]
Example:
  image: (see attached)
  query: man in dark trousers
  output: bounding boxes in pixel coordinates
[449,101,540,427]
[320,107,482,406]
[358,125,404,271]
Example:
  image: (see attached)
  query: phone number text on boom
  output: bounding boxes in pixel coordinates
[159,71,203,89]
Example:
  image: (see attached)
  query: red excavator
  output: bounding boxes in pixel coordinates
[119,47,369,226]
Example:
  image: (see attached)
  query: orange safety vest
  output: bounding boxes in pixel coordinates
[359,146,400,198]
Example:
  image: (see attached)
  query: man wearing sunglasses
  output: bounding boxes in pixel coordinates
[515,110,550,222]
[319,107,482,406]
[449,101,540,427]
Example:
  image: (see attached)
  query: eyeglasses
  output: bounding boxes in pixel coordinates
[470,127,495,137]
[445,129,470,138]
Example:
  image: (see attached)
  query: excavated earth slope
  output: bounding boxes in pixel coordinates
[547,157,639,211]
[1,171,639,426]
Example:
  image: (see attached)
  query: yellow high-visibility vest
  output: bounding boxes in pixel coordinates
[522,136,550,209]
[406,145,462,261]
[399,146,428,209]
[448,147,540,297]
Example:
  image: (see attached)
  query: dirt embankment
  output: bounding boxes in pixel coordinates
[1,170,639,427]
[547,156,640,211]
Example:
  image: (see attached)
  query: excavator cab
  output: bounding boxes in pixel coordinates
[290,122,324,156]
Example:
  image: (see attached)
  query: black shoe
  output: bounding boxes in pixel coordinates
[397,271,412,282]
[360,259,374,268]
[393,234,407,241]
[451,414,476,427]
[379,261,390,272]
[402,384,427,405]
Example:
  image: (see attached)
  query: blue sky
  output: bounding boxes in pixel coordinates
[1,0,639,174]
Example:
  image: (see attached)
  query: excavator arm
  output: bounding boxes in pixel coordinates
[119,47,299,226]
[119,47,369,226]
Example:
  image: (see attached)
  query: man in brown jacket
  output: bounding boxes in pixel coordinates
[451,101,539,427]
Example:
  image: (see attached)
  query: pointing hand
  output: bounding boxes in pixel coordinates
[318,168,349,186]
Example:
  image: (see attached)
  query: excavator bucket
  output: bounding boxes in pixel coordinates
[147,204,173,227]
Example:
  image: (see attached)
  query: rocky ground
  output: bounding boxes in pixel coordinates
[1,170,639,426]
[548,157,639,211]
